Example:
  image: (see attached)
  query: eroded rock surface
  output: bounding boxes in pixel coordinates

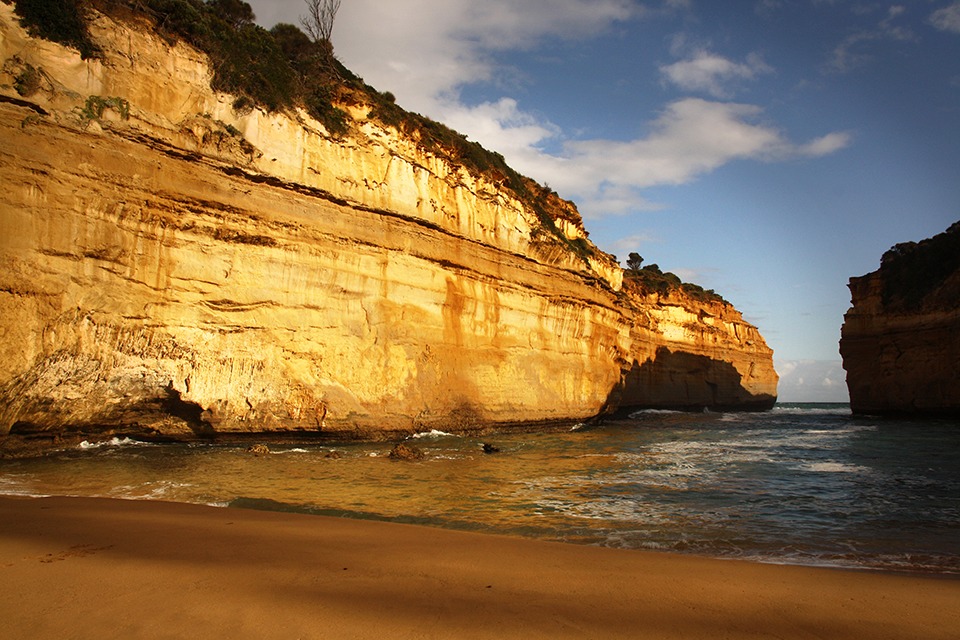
[0,4,776,446]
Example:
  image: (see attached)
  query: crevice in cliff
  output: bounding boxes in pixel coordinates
[163,385,215,438]
[0,94,48,115]
[212,227,277,247]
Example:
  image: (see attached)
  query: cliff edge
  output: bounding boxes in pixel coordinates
[840,221,960,416]
[0,1,776,449]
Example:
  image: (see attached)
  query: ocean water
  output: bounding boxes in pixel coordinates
[2,403,959,575]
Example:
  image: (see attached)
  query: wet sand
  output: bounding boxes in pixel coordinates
[2,496,958,639]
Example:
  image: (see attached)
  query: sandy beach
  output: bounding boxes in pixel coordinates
[2,496,958,639]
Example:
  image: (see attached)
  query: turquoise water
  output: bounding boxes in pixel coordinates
[2,403,959,574]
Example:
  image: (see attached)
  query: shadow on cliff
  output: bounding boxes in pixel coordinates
[615,347,776,414]
[164,386,217,438]
[6,384,217,442]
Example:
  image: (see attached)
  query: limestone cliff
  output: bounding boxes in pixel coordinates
[0,2,776,446]
[840,222,960,416]
[619,279,777,412]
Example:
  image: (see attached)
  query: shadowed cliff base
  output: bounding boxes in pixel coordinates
[616,347,777,414]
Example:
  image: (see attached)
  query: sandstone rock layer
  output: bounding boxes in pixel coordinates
[0,5,776,443]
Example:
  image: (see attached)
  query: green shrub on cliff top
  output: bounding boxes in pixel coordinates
[625,264,724,303]
[13,0,99,59]
[878,220,960,311]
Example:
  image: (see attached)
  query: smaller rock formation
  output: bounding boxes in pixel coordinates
[481,443,500,454]
[840,221,960,416]
[246,444,270,455]
[388,443,425,461]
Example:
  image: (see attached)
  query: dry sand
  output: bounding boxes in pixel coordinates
[2,496,958,639]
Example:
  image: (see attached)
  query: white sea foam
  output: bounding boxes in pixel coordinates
[535,496,669,524]
[108,481,195,500]
[409,429,457,439]
[78,437,149,450]
[0,475,48,498]
[272,448,309,454]
[802,461,869,474]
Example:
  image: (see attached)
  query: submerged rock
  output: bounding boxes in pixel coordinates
[482,443,500,454]
[389,443,425,461]
[246,444,270,455]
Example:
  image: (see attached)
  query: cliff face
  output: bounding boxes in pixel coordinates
[620,285,777,412]
[0,4,776,443]
[840,222,960,416]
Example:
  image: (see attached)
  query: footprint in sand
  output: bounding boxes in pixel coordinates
[33,544,114,563]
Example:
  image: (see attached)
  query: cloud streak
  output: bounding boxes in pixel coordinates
[930,1,960,33]
[825,4,917,73]
[660,50,774,98]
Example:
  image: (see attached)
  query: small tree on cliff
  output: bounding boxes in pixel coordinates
[209,0,256,30]
[301,0,342,43]
[626,252,644,273]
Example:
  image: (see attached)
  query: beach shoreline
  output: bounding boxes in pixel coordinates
[2,496,959,639]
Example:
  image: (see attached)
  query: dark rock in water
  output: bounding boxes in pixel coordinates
[246,444,270,455]
[482,443,500,454]
[325,450,343,459]
[389,442,424,460]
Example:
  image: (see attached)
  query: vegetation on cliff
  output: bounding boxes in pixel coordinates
[622,253,724,303]
[877,220,960,311]
[8,0,99,58]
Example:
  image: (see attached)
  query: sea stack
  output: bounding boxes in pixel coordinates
[0,1,776,447]
[840,221,960,416]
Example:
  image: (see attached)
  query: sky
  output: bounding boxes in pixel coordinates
[247,0,960,401]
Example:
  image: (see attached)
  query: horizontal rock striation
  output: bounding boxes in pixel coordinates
[840,222,960,416]
[0,3,776,445]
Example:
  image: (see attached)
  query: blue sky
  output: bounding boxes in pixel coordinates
[247,0,960,401]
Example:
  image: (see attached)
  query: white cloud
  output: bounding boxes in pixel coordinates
[527,99,850,207]
[605,232,662,256]
[671,266,719,286]
[930,2,960,33]
[798,131,853,157]
[329,0,647,110]
[433,98,559,161]
[825,3,917,73]
[774,360,849,402]
[660,50,774,98]
[576,185,668,219]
